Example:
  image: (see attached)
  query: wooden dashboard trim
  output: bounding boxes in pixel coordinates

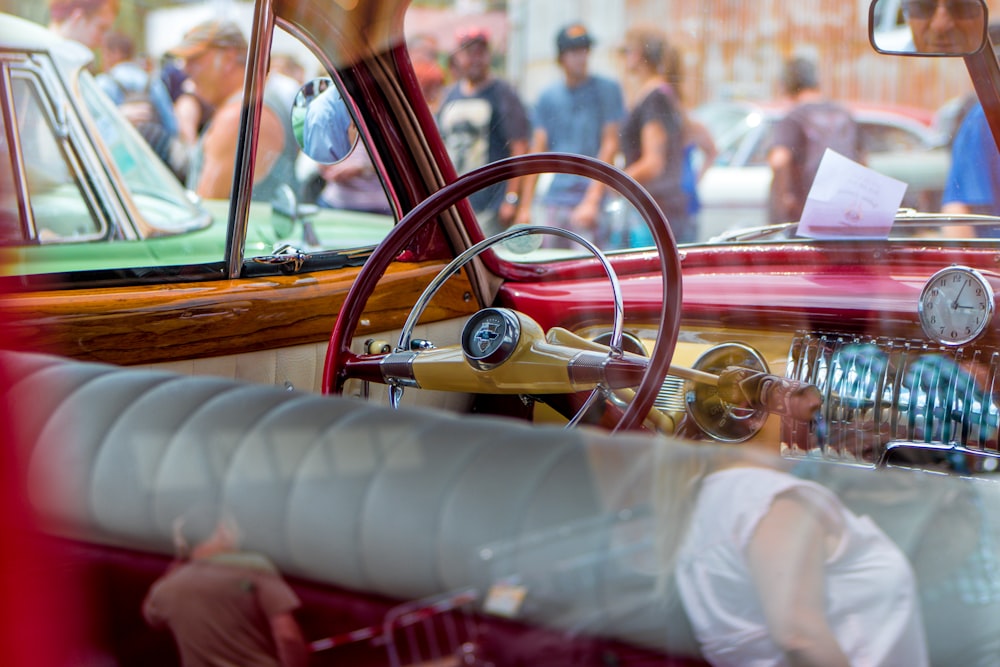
[0,262,478,366]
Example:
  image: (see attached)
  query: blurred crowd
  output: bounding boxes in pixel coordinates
[41,0,1000,247]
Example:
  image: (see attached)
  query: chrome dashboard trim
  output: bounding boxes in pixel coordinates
[784,333,1000,470]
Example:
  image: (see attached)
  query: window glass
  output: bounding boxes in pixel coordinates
[746,124,776,166]
[14,75,100,243]
[79,70,204,233]
[240,29,395,262]
[4,24,394,281]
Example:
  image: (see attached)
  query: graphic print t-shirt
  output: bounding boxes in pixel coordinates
[437,79,530,213]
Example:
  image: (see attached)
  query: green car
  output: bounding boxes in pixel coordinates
[0,14,392,281]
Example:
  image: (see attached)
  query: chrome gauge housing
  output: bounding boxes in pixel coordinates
[686,343,770,442]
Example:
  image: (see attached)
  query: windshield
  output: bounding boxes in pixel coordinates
[77,69,207,234]
[427,1,1000,264]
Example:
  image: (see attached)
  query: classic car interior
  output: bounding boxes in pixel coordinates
[4,0,1000,664]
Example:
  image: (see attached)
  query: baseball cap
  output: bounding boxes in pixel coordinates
[556,23,593,55]
[168,20,248,60]
[454,26,490,52]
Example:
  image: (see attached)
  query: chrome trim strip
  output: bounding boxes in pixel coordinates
[227,0,275,277]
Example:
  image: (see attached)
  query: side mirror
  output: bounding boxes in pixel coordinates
[292,77,357,164]
[869,0,988,56]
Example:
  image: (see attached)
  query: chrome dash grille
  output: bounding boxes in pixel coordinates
[784,333,1000,468]
[655,375,687,414]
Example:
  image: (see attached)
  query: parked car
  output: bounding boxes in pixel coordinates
[0,15,392,280]
[693,99,950,238]
[4,0,1000,666]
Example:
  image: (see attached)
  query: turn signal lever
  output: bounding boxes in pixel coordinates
[715,366,823,421]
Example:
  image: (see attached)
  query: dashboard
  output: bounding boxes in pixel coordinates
[498,246,1000,476]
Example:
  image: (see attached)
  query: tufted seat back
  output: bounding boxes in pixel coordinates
[3,351,700,655]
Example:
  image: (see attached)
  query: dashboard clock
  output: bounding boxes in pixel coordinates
[918,266,996,346]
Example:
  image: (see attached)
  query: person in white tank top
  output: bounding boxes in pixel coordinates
[653,445,928,667]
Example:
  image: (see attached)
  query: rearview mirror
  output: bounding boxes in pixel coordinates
[869,0,988,56]
[292,77,358,164]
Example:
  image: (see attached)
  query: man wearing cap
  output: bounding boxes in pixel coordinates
[436,27,531,237]
[169,21,298,202]
[516,23,625,246]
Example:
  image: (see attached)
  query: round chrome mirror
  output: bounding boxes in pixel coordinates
[869,0,988,56]
[292,77,357,164]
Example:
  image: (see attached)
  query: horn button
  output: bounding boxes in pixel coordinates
[462,308,520,370]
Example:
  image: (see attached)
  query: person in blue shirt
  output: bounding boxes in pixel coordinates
[302,83,355,165]
[943,103,1000,217]
[516,23,625,246]
[97,31,186,178]
[941,22,1000,233]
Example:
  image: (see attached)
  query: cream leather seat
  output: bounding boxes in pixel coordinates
[3,350,699,656]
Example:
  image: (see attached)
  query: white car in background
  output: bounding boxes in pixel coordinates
[693,100,950,240]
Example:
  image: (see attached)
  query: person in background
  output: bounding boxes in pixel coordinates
[436,26,531,237]
[653,441,929,667]
[301,83,391,215]
[767,57,863,224]
[159,55,216,150]
[267,53,307,123]
[663,43,717,231]
[410,33,447,112]
[314,148,391,215]
[143,507,309,667]
[47,0,118,51]
[168,20,297,201]
[516,23,626,247]
[617,27,691,246]
[269,53,306,87]
[160,56,189,102]
[941,22,1000,223]
[97,31,188,179]
[174,82,215,149]
[414,59,446,113]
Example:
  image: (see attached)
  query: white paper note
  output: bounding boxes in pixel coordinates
[797,149,908,239]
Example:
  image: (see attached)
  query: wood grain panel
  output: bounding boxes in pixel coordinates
[0,262,478,366]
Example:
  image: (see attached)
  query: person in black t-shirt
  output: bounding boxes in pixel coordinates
[436,27,531,237]
[767,57,864,224]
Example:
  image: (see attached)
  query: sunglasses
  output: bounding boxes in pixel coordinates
[903,0,985,20]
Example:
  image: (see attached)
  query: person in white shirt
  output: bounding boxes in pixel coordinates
[653,444,928,667]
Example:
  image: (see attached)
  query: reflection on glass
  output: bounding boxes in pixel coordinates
[293,77,356,165]
[79,71,205,233]
[494,173,675,262]
[872,0,986,55]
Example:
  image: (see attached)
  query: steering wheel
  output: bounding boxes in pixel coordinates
[323,153,682,432]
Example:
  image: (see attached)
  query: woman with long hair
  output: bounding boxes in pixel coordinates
[618,28,693,246]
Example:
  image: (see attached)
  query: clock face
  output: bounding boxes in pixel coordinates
[918,267,995,346]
